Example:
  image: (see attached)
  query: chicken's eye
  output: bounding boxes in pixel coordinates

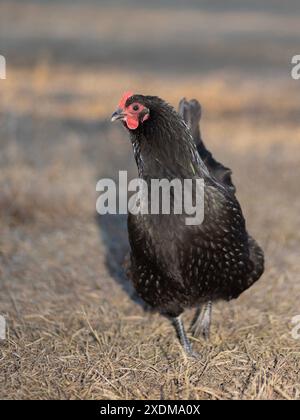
[132,104,140,111]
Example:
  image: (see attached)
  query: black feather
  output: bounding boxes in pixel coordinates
[178,98,236,193]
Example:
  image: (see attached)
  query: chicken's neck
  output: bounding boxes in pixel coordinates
[129,114,210,181]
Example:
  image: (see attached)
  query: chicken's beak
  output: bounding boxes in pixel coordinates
[111,108,125,122]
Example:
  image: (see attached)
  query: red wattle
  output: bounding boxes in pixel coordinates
[126,116,139,130]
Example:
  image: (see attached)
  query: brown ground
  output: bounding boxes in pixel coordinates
[0,0,300,400]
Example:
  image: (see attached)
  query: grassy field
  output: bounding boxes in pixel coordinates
[0,0,300,400]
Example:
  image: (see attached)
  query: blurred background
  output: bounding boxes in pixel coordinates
[0,0,299,400]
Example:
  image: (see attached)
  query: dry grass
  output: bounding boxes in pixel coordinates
[0,0,300,400]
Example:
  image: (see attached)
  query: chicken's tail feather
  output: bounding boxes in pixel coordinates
[178,98,202,149]
[178,98,236,193]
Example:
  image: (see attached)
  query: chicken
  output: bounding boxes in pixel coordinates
[111,92,264,356]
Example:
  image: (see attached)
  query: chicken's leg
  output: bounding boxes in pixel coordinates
[191,301,212,340]
[172,316,197,357]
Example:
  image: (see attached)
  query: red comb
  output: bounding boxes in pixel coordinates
[118,91,134,109]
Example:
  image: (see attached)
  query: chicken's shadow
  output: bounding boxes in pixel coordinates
[95,212,147,309]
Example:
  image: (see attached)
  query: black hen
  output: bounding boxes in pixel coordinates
[111,92,264,356]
